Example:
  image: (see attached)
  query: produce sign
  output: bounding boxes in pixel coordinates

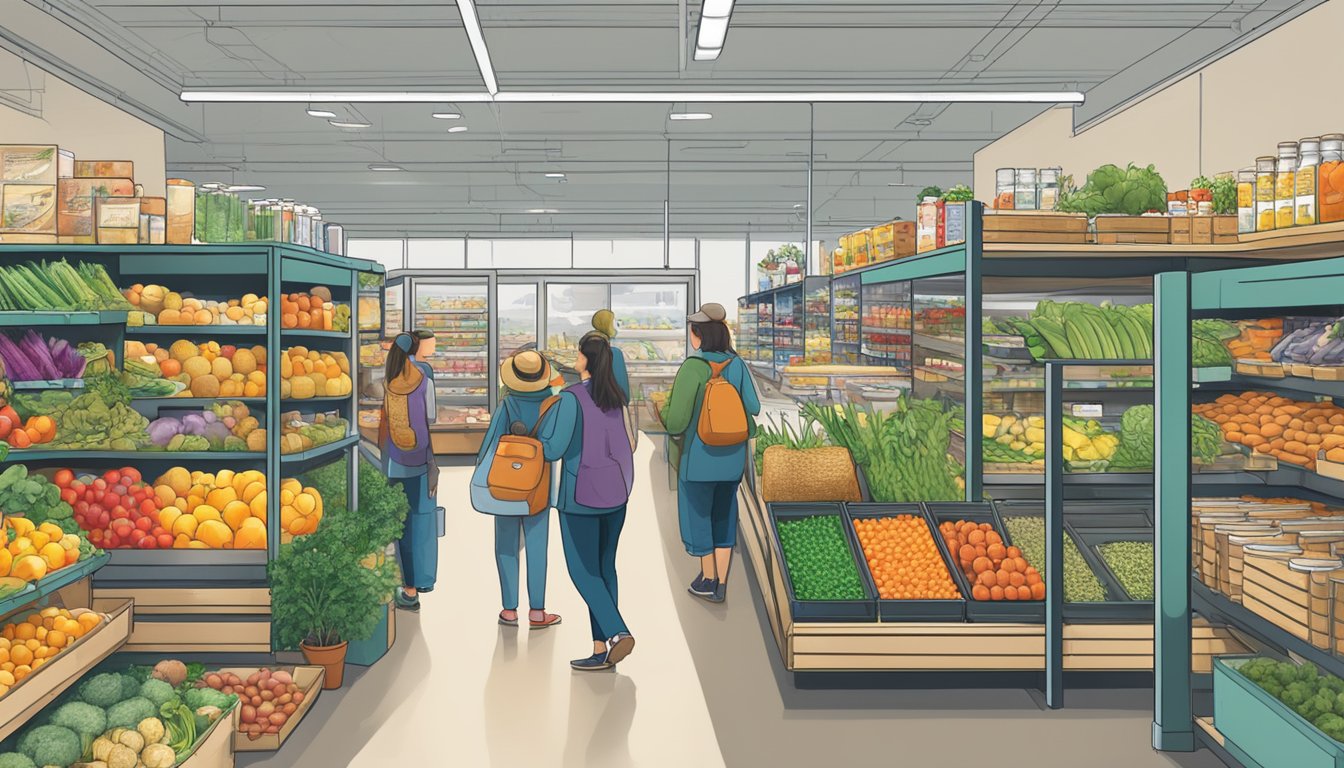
[280,347,353,400]
[856,515,960,600]
[804,401,963,503]
[1097,540,1153,600]
[124,284,268,327]
[1235,658,1344,743]
[0,331,88,381]
[1192,391,1344,470]
[200,667,307,741]
[776,515,866,601]
[2,517,93,582]
[939,520,1043,601]
[126,339,267,399]
[1001,516,1108,602]
[0,607,104,696]
[0,260,129,312]
[147,401,264,453]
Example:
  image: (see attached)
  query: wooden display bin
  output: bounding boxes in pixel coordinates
[217,666,324,752]
[1094,215,1170,245]
[1241,551,1329,643]
[177,698,239,768]
[94,585,271,654]
[981,211,1090,244]
[1314,366,1344,382]
[1235,359,1284,378]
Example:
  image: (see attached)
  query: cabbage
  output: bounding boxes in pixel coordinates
[1059,163,1168,216]
[147,417,182,447]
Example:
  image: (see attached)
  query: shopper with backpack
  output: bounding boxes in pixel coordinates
[660,303,761,603]
[472,350,563,630]
[537,332,636,671]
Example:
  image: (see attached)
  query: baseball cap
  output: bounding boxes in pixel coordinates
[687,302,727,323]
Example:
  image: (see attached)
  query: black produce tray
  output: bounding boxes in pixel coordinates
[925,502,1045,623]
[843,503,967,623]
[767,502,877,623]
[1059,500,1154,530]
[1068,526,1155,621]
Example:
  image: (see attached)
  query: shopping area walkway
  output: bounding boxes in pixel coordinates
[240,438,1228,768]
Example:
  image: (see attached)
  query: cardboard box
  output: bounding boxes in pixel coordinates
[178,698,239,768]
[1095,215,1170,245]
[0,183,57,235]
[73,160,134,179]
[96,196,140,244]
[0,146,59,185]
[981,210,1090,244]
[58,177,134,242]
[221,666,324,751]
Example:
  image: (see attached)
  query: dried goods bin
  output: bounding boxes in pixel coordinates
[767,503,877,623]
[925,502,1043,623]
[994,500,1127,621]
[1214,656,1344,768]
[1068,526,1156,622]
[843,503,966,622]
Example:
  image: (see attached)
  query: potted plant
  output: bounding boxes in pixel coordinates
[775,244,805,284]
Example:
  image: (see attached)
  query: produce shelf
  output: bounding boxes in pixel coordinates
[768,503,878,623]
[2,449,266,463]
[96,549,268,585]
[0,310,129,326]
[845,503,967,622]
[1194,580,1344,683]
[281,396,352,405]
[913,332,966,357]
[1196,373,1344,400]
[133,396,265,409]
[280,433,359,464]
[0,553,109,619]
[125,325,266,337]
[281,329,353,340]
[12,378,84,391]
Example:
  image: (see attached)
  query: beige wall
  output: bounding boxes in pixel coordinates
[0,49,165,196]
[974,0,1344,197]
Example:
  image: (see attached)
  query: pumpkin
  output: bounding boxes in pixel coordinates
[169,339,198,362]
[189,374,221,398]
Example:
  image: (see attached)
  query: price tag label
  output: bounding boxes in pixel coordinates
[1071,403,1104,418]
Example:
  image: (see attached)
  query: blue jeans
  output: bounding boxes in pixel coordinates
[494,512,550,611]
[393,473,438,591]
[677,479,739,557]
[559,507,629,641]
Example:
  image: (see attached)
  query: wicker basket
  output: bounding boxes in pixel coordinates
[761,445,862,503]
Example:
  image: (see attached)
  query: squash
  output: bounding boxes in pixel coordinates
[162,291,184,311]
[211,356,233,380]
[182,356,211,379]
[232,348,258,375]
[11,555,46,582]
[290,377,316,400]
[169,339,197,362]
[190,374,221,398]
[246,429,267,452]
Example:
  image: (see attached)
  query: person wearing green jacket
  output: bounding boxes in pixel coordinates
[660,303,761,603]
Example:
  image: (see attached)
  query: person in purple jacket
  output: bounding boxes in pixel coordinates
[379,332,439,613]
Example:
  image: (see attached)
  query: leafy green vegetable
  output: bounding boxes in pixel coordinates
[43,391,149,450]
[916,185,943,201]
[1190,175,1215,191]
[1058,163,1168,216]
[0,464,73,527]
[1213,174,1238,216]
[943,184,974,202]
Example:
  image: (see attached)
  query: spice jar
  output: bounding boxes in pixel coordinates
[1014,168,1038,210]
[994,169,1015,209]
[1256,156,1277,231]
[1320,134,1344,224]
[1237,168,1256,234]
[1276,141,1298,229]
[1297,137,1320,227]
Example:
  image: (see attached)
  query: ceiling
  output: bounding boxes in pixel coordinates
[4,0,1325,238]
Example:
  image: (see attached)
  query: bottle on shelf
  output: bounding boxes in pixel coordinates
[994,168,1015,210]
[1275,141,1299,230]
[1256,155,1277,232]
[1038,167,1061,211]
[1296,137,1320,227]
[1320,134,1344,225]
[1237,168,1256,234]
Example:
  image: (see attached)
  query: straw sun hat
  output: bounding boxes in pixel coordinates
[500,350,555,393]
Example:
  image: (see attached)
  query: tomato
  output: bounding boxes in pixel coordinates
[8,430,31,449]
[105,534,120,549]
[139,499,157,515]
[88,528,102,541]
[74,500,89,515]
[128,529,147,545]
[0,415,12,441]
[135,516,154,532]
[111,484,127,498]
[52,469,73,488]
[70,480,84,493]
[60,489,78,507]
[97,511,110,529]
[111,505,130,521]
[102,470,120,485]
[156,533,174,549]
[92,478,107,492]
[137,536,156,549]
[120,467,142,484]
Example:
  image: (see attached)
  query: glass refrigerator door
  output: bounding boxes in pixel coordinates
[753,296,775,375]
[497,283,539,359]
[832,275,860,364]
[860,280,911,369]
[774,287,803,371]
[804,279,831,363]
[612,282,687,408]
[415,280,491,430]
[912,275,967,475]
[737,298,760,363]
[546,283,610,371]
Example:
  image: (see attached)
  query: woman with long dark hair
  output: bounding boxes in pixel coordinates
[660,303,760,603]
[379,331,439,612]
[537,332,637,671]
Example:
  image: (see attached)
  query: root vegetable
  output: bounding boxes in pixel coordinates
[151,659,188,688]
[140,743,175,768]
[241,705,256,724]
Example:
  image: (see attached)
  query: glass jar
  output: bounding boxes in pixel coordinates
[165,179,194,244]
[1276,141,1298,229]
[1038,167,1061,210]
[994,169,1015,209]
[1256,156,1277,231]
[1297,137,1320,227]
[1321,134,1344,224]
[281,200,296,243]
[1237,168,1256,234]
[1014,168,1038,210]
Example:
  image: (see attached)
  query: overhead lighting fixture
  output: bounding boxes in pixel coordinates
[544,172,566,178]
[305,108,336,118]
[368,164,403,172]
[182,90,1085,105]
[695,0,735,61]
[447,125,469,133]
[431,112,463,119]
[198,182,223,190]
[702,0,734,15]
[670,112,713,120]
[455,0,499,96]
[329,120,371,128]
[226,184,266,192]
[693,47,721,62]
[526,208,559,214]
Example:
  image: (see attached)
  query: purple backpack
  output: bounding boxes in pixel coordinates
[567,382,634,509]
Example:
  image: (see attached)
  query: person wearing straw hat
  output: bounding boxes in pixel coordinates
[477,350,563,630]
[590,309,630,400]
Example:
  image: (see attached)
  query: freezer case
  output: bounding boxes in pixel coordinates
[413,278,492,451]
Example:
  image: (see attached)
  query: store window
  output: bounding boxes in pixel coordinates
[347,239,405,271]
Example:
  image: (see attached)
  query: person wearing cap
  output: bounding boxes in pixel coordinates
[477,350,563,630]
[379,332,441,612]
[660,302,761,603]
[590,309,630,400]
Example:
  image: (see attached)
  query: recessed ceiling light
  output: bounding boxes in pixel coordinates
[697,16,730,48]
[693,47,721,62]
[329,120,371,128]
[432,112,462,119]
[670,112,713,120]
[306,108,336,118]
[545,172,566,178]
[368,164,403,172]
[526,208,559,214]
[447,125,469,133]
[227,184,266,192]
[702,0,735,16]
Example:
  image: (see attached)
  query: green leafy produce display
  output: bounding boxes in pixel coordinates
[1057,163,1169,217]
[1102,404,1222,471]
[804,400,962,503]
[41,392,150,451]
[916,185,943,201]
[942,184,974,202]
[0,465,74,530]
[776,515,866,601]
[1212,174,1238,216]
[1002,516,1108,602]
[1098,540,1154,600]
[0,261,130,313]
[358,272,383,290]
[753,415,825,475]
[1235,658,1344,743]
[1193,318,1238,367]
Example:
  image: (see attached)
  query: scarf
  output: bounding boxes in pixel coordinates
[382,363,425,451]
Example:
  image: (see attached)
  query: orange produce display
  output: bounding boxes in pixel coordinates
[1193,390,1344,470]
[0,607,103,694]
[853,515,961,600]
[1224,318,1283,362]
[939,519,1044,601]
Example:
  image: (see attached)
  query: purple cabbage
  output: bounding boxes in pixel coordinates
[180,412,208,436]
[148,417,183,447]
[0,331,86,380]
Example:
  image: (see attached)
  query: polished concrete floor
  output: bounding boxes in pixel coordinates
[238,438,1230,768]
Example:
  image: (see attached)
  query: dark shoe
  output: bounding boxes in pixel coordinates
[709,579,727,603]
[689,577,720,602]
[395,589,421,612]
[418,585,435,594]
[570,653,614,672]
[606,633,636,665]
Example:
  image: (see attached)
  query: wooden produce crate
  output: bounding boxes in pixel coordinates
[1241,552,1335,642]
[94,585,271,654]
[1214,656,1344,768]
[1314,366,1344,382]
[981,210,1090,244]
[1094,215,1170,245]
[1225,532,1288,602]
[178,698,240,768]
[1235,358,1285,378]
[216,666,324,752]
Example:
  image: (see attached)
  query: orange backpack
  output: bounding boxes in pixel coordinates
[485,398,557,515]
[697,359,750,447]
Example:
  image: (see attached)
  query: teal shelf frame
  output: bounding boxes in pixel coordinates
[0,311,128,326]
[126,325,266,337]
[280,433,359,464]
[0,553,109,619]
[4,449,266,462]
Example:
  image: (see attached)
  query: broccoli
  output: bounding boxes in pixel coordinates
[16,724,80,767]
[49,700,107,742]
[184,686,234,712]
[120,673,142,700]
[1274,662,1301,687]
[1299,699,1325,721]
[77,672,128,709]
[1263,681,1284,699]
[139,678,175,707]
[1320,714,1344,744]
[1301,662,1322,682]
[106,696,157,730]
[1284,683,1314,707]
[0,754,34,768]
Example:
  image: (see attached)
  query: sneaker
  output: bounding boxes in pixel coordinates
[499,610,519,627]
[570,653,614,672]
[529,611,563,630]
[606,633,636,665]
[689,576,719,601]
[395,589,421,612]
[709,579,727,604]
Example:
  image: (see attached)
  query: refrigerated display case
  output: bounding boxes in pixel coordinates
[773,286,803,372]
[831,273,860,364]
[497,281,539,359]
[738,295,763,365]
[357,273,387,444]
[545,282,608,371]
[804,277,832,362]
[415,276,492,448]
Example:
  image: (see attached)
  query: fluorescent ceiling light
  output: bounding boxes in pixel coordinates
[702,0,735,17]
[693,47,721,62]
[329,120,371,128]
[305,108,336,118]
[368,164,403,171]
[198,182,223,189]
[447,125,469,133]
[183,90,1085,105]
[432,112,462,119]
[545,172,566,178]
[697,16,730,48]
[226,184,266,192]
[526,208,559,214]
[670,112,713,120]
[455,0,499,96]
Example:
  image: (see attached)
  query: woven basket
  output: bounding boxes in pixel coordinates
[761,445,862,503]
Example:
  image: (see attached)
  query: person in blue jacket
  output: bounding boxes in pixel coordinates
[538,332,636,672]
[477,350,563,630]
[591,309,630,399]
[660,303,761,603]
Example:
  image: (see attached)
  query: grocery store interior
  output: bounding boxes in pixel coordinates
[4,0,1344,767]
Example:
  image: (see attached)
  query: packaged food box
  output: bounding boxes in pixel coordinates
[57,177,134,242]
[0,145,58,185]
[96,195,141,244]
[73,160,134,179]
[0,183,56,236]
